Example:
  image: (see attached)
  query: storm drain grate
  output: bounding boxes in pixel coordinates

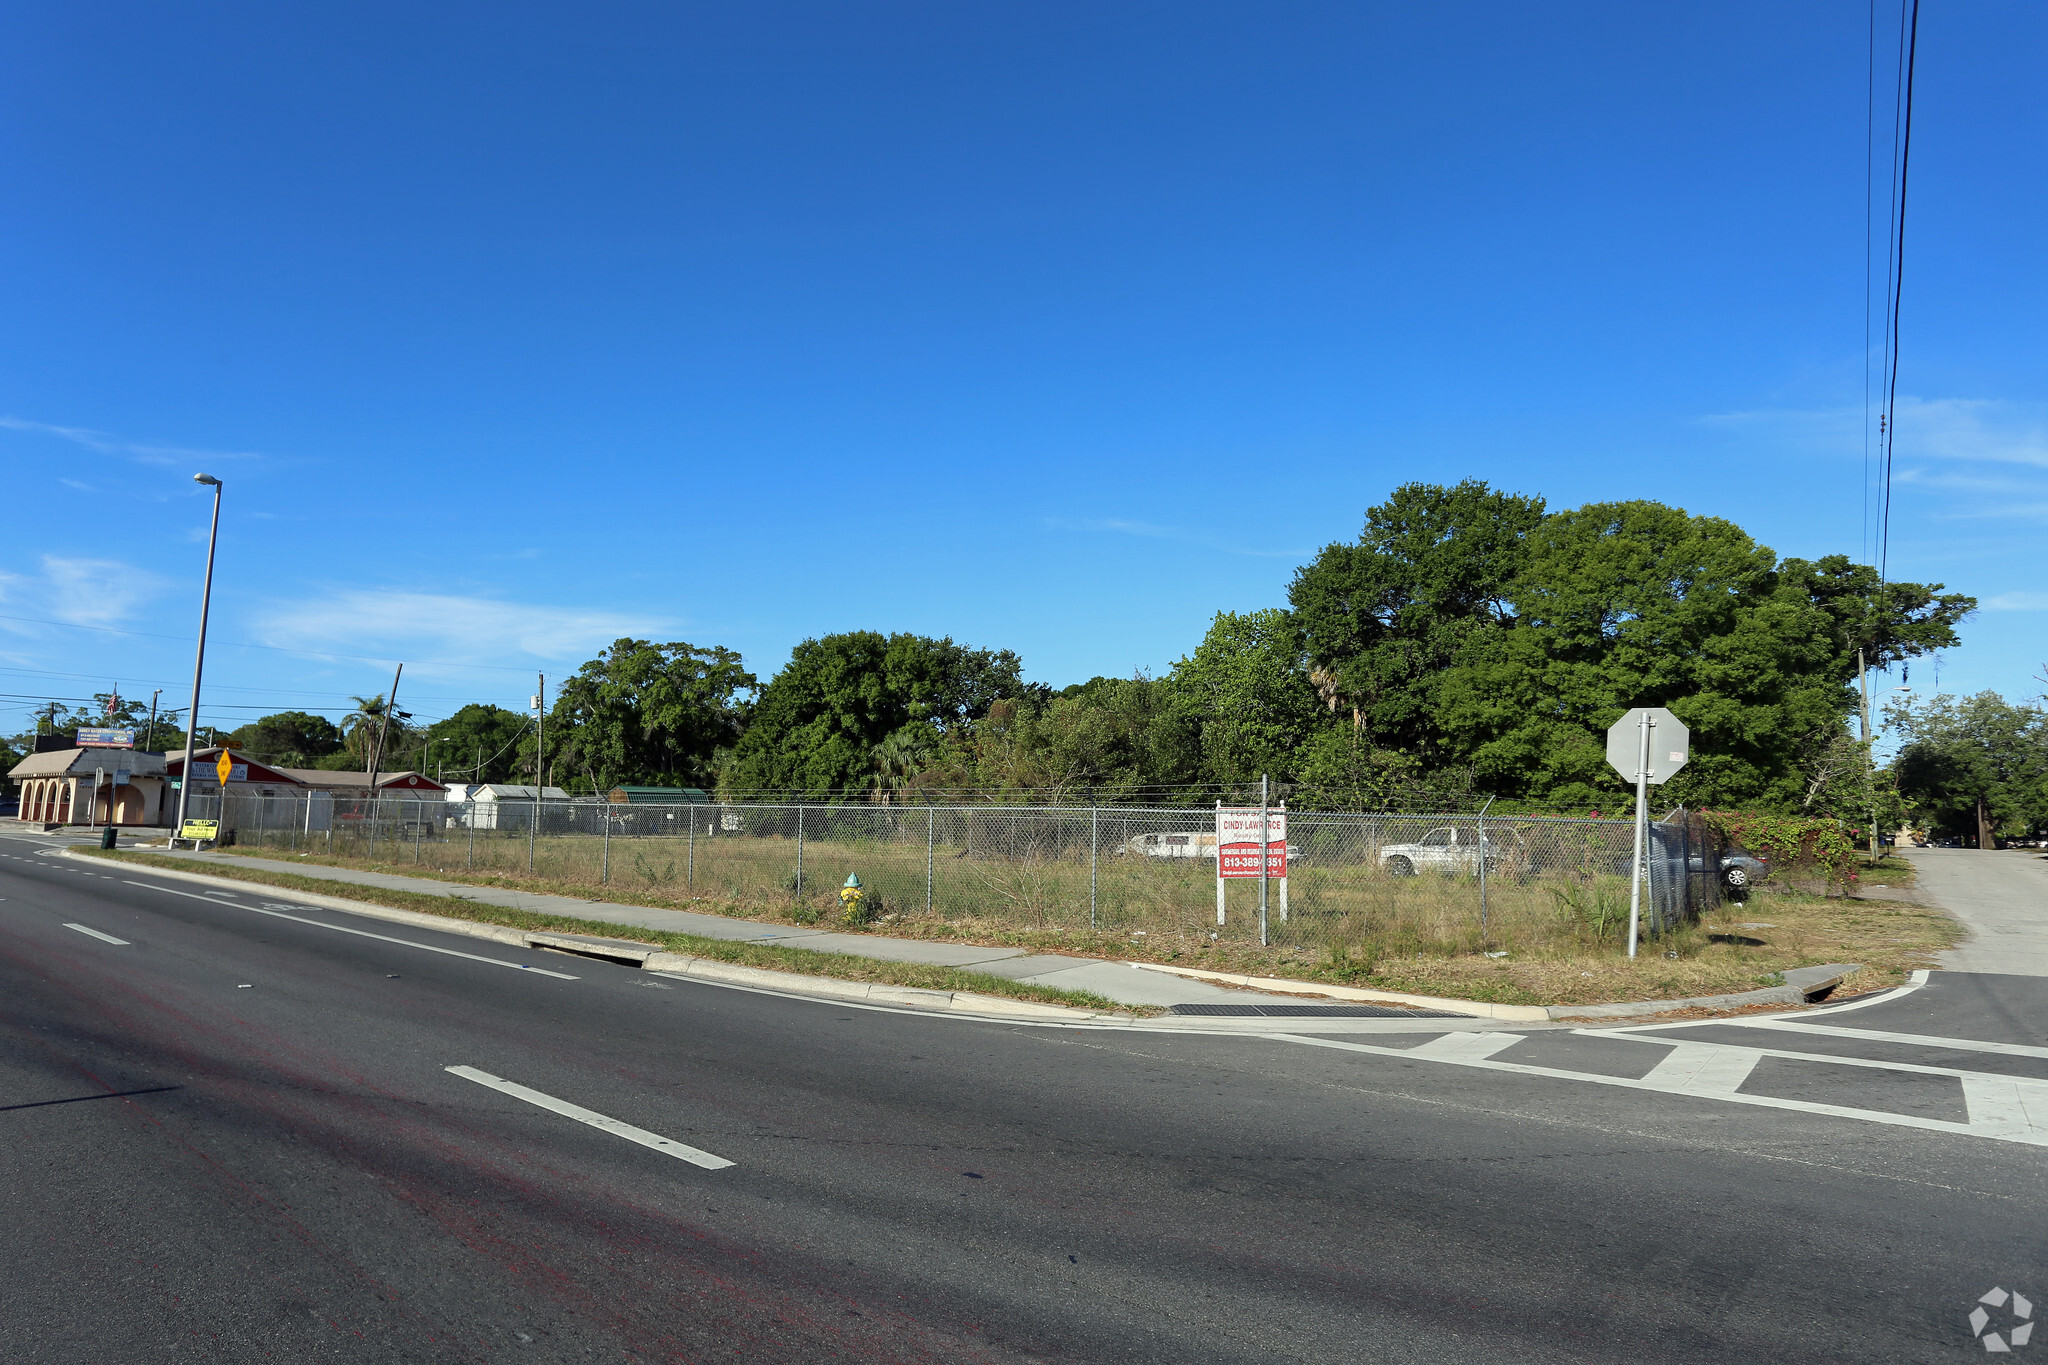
[1168,1003,1470,1018]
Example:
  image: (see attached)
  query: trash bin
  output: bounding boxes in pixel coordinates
[100,826,118,850]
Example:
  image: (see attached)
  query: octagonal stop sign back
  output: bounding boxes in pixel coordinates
[1605,708,1690,785]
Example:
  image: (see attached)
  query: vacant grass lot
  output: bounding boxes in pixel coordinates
[169,825,1965,1006]
[81,848,1128,1012]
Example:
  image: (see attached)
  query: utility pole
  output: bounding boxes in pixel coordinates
[1858,645,1880,858]
[144,690,161,752]
[173,474,223,841]
[529,673,545,873]
[365,663,403,795]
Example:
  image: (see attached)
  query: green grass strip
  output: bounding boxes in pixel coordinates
[82,849,1133,1014]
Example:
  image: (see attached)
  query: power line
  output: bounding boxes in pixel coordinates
[1877,0,1922,587]
[1863,0,1875,566]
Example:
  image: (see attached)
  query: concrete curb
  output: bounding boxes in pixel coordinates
[65,849,1111,1023]
[1129,961,1549,1021]
[1131,957,1863,1022]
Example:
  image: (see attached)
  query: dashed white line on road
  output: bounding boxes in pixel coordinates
[63,923,131,945]
[118,881,580,980]
[445,1066,734,1170]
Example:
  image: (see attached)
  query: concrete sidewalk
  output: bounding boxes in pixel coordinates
[1909,846,2048,976]
[125,845,1261,1009]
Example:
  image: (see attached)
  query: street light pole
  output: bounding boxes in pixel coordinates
[173,475,223,841]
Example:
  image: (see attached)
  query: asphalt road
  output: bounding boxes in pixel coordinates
[2,836,2043,1364]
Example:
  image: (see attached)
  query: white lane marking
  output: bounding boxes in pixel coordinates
[1269,1033,2048,1149]
[445,1066,734,1170]
[1640,1043,1761,1094]
[1409,1031,1524,1062]
[119,881,579,979]
[63,923,131,946]
[1716,1019,2048,1062]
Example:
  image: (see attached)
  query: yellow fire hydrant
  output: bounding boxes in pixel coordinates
[839,872,866,923]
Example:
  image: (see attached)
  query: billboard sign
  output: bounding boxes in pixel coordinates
[77,727,136,748]
[1216,807,1287,878]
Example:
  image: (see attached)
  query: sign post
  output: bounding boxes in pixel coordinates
[1216,800,1289,937]
[1606,708,1690,959]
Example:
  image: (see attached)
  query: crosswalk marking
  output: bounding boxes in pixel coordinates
[1271,1030,2048,1150]
[1408,1032,1524,1062]
[1960,1076,2048,1138]
[1640,1042,1760,1094]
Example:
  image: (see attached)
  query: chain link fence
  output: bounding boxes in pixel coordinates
[184,792,1728,951]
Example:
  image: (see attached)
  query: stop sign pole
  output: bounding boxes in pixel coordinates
[1606,707,1690,960]
[1624,714,1652,959]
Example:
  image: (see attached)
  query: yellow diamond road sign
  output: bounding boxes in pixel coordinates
[216,751,235,785]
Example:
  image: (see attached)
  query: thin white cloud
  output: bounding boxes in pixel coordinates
[0,415,266,468]
[0,555,168,630]
[1704,395,2048,526]
[249,589,674,668]
[1982,591,2048,611]
[1703,396,2048,468]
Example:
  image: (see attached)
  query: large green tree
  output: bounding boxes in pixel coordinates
[224,711,344,767]
[1289,480,1546,764]
[719,632,1024,794]
[910,675,1200,800]
[542,639,754,792]
[1440,500,1849,806]
[422,704,533,785]
[1291,482,1973,809]
[1163,609,1325,786]
[1889,692,2048,845]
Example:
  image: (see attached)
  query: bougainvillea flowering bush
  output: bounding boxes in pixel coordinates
[1700,810,1860,888]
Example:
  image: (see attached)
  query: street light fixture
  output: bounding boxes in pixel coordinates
[174,474,223,842]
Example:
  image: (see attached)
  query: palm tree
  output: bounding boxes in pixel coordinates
[870,732,930,804]
[342,694,389,770]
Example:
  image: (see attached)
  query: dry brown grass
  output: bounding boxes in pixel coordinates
[210,828,1961,1006]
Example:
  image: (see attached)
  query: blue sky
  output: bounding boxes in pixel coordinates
[3,1,2043,740]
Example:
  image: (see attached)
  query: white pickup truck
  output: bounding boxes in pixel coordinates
[1120,831,1302,863]
[1377,826,1527,877]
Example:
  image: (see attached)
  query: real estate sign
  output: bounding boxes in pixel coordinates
[1216,807,1287,878]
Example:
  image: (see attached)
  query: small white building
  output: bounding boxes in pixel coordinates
[446,783,571,829]
[10,748,169,826]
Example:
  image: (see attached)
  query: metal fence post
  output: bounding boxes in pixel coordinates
[926,806,935,915]
[527,796,537,874]
[688,805,695,889]
[795,804,804,894]
[1215,799,1226,927]
[1476,794,1495,941]
[413,801,422,864]
[1081,806,1097,933]
[602,805,611,886]
[370,797,380,858]
[466,801,475,870]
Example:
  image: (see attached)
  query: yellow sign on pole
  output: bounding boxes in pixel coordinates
[216,751,234,785]
[180,819,220,842]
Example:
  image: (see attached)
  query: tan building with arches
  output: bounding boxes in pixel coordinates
[9,748,169,826]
